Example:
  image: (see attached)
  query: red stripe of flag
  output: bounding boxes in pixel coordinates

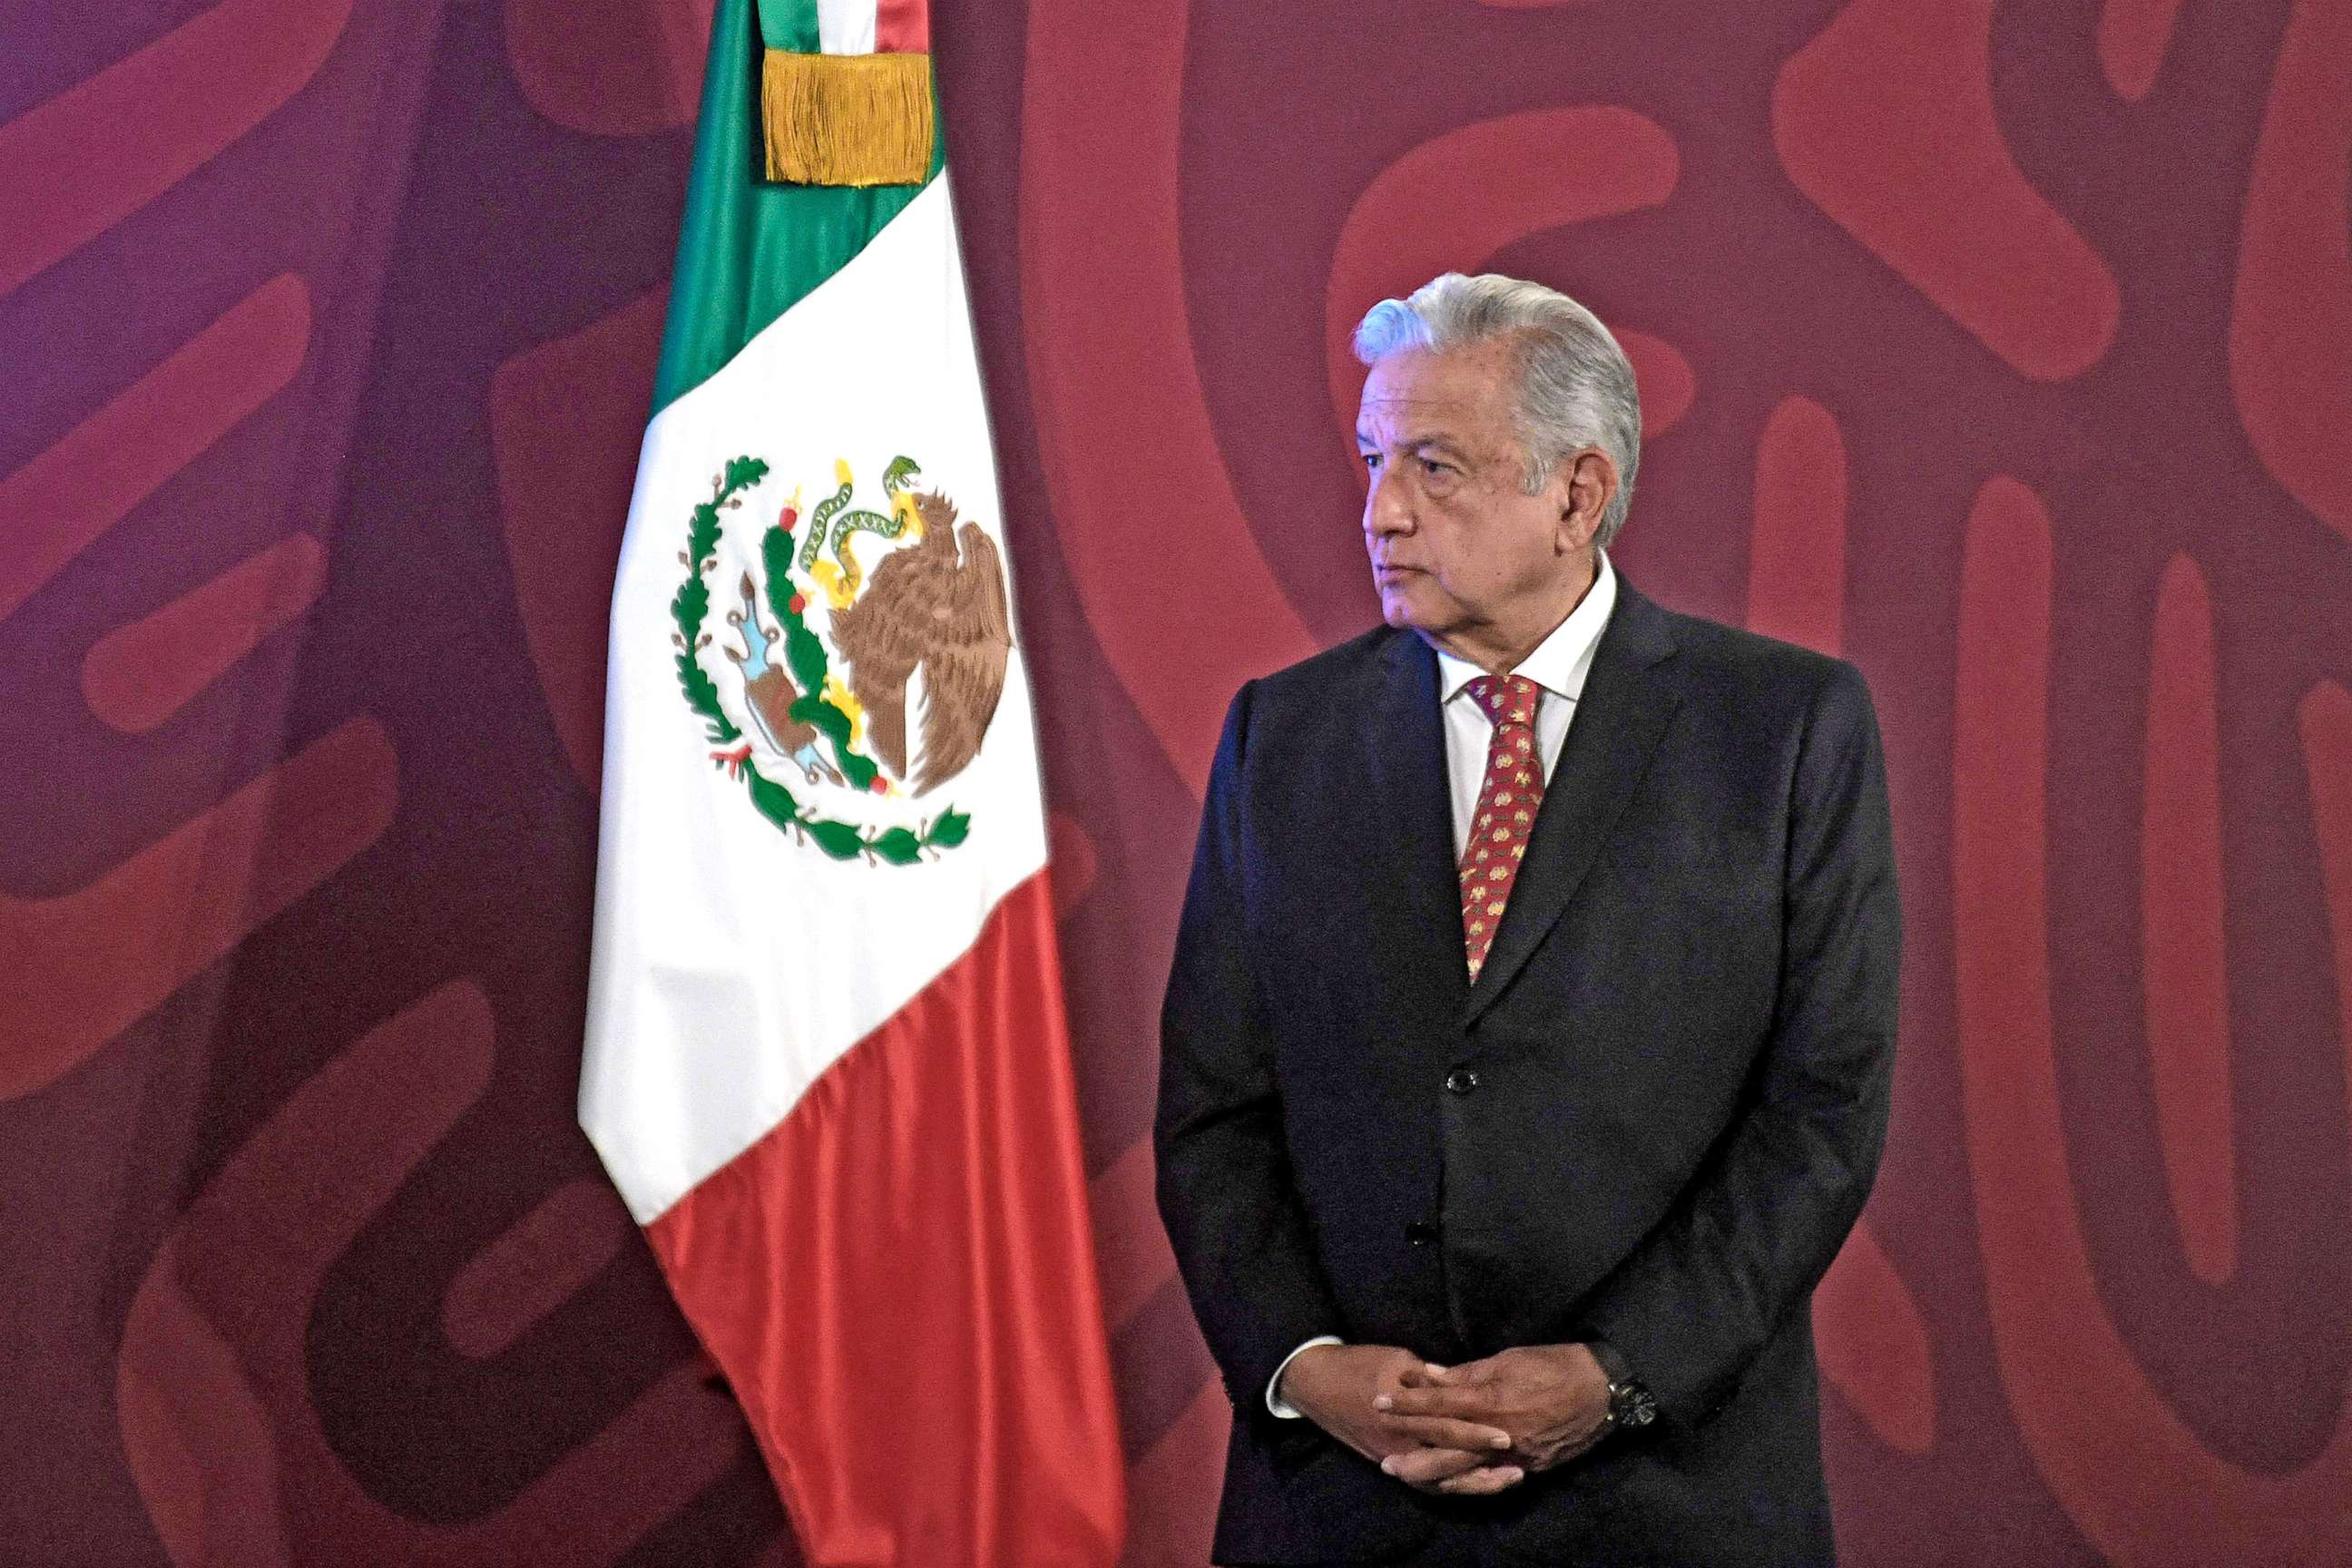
[876,0,929,53]
[647,873,1125,1565]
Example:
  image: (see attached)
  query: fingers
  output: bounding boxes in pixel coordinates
[1398,1361,1452,1387]
[1435,1464,1525,1496]
[1381,1446,1489,1486]
[1375,1386,1493,1420]
[1436,1355,1504,1384]
[1381,1447,1528,1494]
[1381,1415,1513,1453]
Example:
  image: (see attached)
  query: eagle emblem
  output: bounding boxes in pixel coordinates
[667,454,1009,863]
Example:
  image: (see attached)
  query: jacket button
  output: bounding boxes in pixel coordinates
[1405,1220,1437,1246]
[1445,1068,1479,1095]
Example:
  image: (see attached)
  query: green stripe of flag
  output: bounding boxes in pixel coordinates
[652,0,946,415]
[754,0,820,54]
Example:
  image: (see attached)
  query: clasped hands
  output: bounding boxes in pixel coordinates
[1278,1342,1614,1496]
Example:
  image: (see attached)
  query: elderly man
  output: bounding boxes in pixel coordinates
[1155,272,1900,1566]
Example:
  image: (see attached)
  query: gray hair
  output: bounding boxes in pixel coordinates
[1353,272,1642,548]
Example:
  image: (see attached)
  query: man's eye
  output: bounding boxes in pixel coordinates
[1362,453,1382,471]
[1419,457,1452,477]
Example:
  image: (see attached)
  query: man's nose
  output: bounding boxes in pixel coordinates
[1365,467,1411,536]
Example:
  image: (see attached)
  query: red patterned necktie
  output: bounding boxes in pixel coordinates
[1460,673,1545,980]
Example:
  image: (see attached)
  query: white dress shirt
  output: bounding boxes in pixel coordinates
[1265,554,1619,1417]
[1436,553,1618,858]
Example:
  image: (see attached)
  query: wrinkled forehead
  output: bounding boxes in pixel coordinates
[1356,345,1520,447]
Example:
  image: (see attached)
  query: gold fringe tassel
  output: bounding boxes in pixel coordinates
[762,50,934,188]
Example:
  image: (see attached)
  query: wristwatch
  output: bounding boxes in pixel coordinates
[1588,1339,1658,1434]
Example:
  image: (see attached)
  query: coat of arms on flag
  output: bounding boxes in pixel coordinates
[671,450,1009,861]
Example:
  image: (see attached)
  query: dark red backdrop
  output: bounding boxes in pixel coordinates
[4,1,2348,1563]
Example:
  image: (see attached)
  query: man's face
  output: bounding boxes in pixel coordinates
[1356,338,1601,662]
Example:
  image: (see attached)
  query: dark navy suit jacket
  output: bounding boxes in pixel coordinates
[1155,576,1901,1566]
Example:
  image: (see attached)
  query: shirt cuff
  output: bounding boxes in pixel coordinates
[1266,1336,1345,1418]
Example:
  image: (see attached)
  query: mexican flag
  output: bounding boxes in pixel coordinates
[577,3,1126,1563]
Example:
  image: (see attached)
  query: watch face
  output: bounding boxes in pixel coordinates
[1614,1382,1658,1428]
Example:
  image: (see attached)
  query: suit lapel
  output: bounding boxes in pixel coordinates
[1463,581,1683,1027]
[1362,633,1470,1033]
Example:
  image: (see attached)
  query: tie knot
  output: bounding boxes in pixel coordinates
[1467,673,1542,729]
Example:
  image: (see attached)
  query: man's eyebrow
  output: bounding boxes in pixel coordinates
[1405,436,1472,462]
[1357,427,1470,456]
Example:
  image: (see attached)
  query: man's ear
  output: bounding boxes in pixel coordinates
[1557,450,1615,553]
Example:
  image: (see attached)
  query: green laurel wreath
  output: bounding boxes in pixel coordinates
[669,456,971,864]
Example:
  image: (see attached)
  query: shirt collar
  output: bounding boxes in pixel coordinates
[1436,552,1619,706]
